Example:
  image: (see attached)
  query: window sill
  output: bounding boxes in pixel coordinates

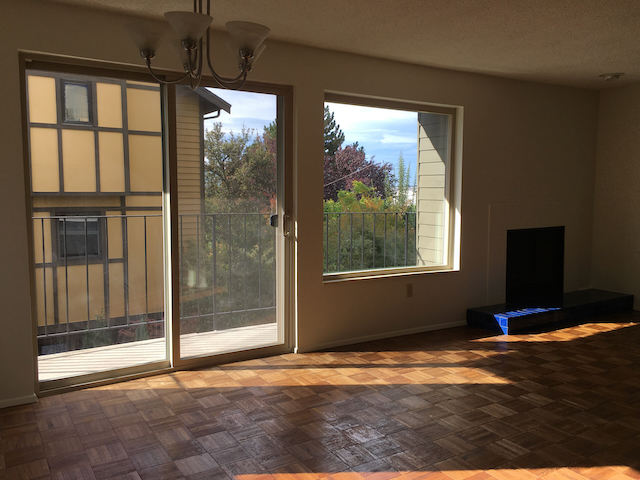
[323,265,459,283]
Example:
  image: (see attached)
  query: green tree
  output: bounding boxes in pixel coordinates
[204,122,276,212]
[324,106,345,157]
[322,182,417,273]
[396,151,411,210]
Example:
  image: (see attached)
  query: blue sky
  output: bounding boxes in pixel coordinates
[326,102,418,185]
[203,89,418,185]
[204,88,277,137]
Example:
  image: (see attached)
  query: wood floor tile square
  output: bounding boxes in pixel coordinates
[119,434,162,456]
[37,414,74,432]
[241,435,283,457]
[137,461,184,480]
[3,458,50,479]
[129,447,172,471]
[272,429,314,448]
[360,437,404,458]
[2,432,42,453]
[286,440,328,462]
[221,456,268,477]
[207,444,252,466]
[44,436,85,458]
[3,445,46,468]
[86,442,128,466]
[164,439,207,461]
[303,453,349,473]
[102,403,138,420]
[333,444,377,468]
[91,457,137,480]
[156,427,195,447]
[50,462,97,480]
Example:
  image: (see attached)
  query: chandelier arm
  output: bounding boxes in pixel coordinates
[188,64,204,90]
[205,27,249,84]
[145,58,191,84]
[196,38,205,79]
[210,70,248,90]
[186,47,198,79]
[186,39,205,90]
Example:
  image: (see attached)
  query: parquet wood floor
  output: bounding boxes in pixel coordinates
[2,313,640,480]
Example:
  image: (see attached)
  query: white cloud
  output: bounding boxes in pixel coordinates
[326,102,416,130]
[380,134,417,144]
[326,101,418,150]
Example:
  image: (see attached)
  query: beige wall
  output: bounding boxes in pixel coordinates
[0,0,600,406]
[591,84,640,307]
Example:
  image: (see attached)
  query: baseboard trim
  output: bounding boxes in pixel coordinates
[0,394,38,409]
[297,320,467,353]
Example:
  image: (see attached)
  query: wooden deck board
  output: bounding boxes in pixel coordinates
[38,323,279,381]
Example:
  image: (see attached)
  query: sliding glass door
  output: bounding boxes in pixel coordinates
[26,60,291,388]
[26,68,168,384]
[173,85,287,360]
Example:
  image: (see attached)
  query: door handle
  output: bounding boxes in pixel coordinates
[283,215,290,237]
[270,214,290,237]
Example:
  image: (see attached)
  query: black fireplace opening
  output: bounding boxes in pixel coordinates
[506,226,564,308]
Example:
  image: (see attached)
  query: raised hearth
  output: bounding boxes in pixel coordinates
[467,289,634,334]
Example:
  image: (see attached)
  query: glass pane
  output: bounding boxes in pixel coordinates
[176,85,280,359]
[28,72,166,381]
[64,83,90,122]
[323,102,450,274]
[58,217,99,257]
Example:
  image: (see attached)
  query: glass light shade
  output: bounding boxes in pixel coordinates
[249,44,266,66]
[169,39,190,67]
[225,21,270,53]
[165,11,212,43]
[125,21,168,54]
[227,40,266,67]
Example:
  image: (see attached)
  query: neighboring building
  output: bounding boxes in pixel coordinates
[27,71,229,353]
[416,112,449,266]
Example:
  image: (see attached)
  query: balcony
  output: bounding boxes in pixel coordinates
[33,213,278,380]
[37,323,277,381]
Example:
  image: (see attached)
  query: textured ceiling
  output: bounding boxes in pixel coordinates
[40,0,640,89]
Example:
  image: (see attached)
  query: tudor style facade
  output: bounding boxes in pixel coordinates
[27,70,229,353]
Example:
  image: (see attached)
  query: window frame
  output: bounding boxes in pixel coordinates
[322,92,462,282]
[54,211,103,264]
[60,79,94,125]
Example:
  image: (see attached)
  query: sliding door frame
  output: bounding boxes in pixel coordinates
[167,80,295,370]
[20,52,295,395]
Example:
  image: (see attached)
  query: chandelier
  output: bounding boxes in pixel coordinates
[125,0,270,89]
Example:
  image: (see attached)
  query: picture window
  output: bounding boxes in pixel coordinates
[323,94,460,279]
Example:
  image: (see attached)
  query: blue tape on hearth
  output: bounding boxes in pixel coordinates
[494,307,561,334]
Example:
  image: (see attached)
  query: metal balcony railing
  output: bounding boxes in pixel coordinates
[33,213,277,355]
[178,213,276,335]
[323,211,417,273]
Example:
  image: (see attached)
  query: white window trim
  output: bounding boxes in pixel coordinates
[322,92,463,282]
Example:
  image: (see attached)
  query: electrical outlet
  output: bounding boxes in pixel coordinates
[406,283,413,298]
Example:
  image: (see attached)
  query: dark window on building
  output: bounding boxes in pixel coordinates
[62,81,91,123]
[58,216,101,259]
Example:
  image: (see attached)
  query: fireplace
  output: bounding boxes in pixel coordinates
[467,224,632,334]
[506,226,564,308]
